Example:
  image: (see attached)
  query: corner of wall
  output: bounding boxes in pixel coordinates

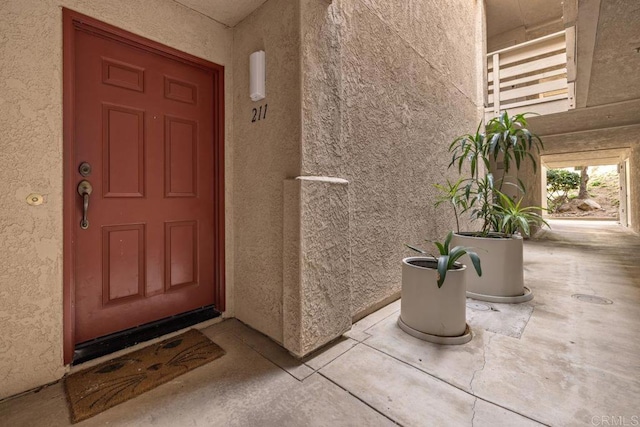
[231,0,302,344]
[282,177,351,357]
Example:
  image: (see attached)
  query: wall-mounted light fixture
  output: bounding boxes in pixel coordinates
[250,50,266,101]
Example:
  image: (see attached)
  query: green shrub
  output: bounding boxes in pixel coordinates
[547,169,580,193]
[547,169,580,212]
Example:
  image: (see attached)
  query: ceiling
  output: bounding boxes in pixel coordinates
[520,0,640,149]
[175,0,268,27]
[485,0,563,38]
[179,0,637,126]
[486,0,640,109]
[542,148,629,168]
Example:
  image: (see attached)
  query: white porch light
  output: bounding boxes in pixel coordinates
[249,50,265,101]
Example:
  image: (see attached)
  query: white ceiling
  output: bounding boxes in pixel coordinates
[542,148,629,168]
[175,0,268,27]
[485,0,564,37]
[486,0,640,150]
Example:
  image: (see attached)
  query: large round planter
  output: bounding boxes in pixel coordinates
[398,257,472,344]
[451,233,533,303]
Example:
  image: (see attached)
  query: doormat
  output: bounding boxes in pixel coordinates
[64,329,225,423]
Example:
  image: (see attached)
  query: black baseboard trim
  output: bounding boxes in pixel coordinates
[72,305,221,365]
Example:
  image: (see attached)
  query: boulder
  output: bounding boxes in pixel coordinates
[557,203,572,213]
[577,199,602,211]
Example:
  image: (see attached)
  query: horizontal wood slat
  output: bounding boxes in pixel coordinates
[487,30,566,56]
[488,52,566,82]
[488,78,568,104]
[485,98,569,121]
[488,93,568,109]
[488,68,567,91]
[487,36,565,70]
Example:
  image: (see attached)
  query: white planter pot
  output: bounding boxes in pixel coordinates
[451,233,533,303]
[398,257,471,344]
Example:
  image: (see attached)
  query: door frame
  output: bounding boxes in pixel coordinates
[620,161,628,227]
[624,158,632,227]
[62,8,225,364]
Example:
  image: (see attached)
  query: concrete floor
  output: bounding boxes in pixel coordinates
[1,220,639,426]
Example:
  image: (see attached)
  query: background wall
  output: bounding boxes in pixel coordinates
[232,0,484,347]
[300,0,484,320]
[1,0,485,398]
[0,0,233,399]
[232,0,301,342]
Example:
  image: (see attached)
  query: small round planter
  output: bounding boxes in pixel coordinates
[451,233,533,303]
[398,257,472,344]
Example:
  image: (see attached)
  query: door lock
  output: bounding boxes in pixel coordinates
[79,162,92,177]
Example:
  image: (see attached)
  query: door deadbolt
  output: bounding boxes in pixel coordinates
[79,162,92,177]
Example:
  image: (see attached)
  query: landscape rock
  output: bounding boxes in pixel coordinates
[577,199,602,211]
[557,204,572,213]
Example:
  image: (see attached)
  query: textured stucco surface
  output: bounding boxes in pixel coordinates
[2,0,485,396]
[233,0,483,352]
[0,0,233,399]
[283,177,351,357]
[232,0,301,343]
[301,0,484,319]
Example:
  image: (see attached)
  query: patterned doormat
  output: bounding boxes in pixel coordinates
[64,329,225,423]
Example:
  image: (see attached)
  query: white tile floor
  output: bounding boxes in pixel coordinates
[1,220,639,426]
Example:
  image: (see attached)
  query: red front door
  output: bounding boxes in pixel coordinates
[68,14,223,344]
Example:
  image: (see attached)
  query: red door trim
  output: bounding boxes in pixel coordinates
[62,8,225,364]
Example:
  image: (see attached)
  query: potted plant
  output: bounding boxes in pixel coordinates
[442,112,547,303]
[398,232,482,344]
[492,190,549,237]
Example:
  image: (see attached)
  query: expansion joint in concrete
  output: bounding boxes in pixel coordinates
[317,369,404,426]
[362,339,550,426]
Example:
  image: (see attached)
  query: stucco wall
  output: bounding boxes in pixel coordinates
[0,0,233,399]
[301,0,484,319]
[283,177,351,356]
[1,0,485,396]
[232,0,301,342]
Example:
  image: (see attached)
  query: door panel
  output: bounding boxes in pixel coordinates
[72,27,219,344]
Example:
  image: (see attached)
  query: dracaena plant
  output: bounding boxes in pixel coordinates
[445,111,545,236]
[434,178,470,233]
[406,231,482,288]
[491,191,549,237]
[484,112,543,181]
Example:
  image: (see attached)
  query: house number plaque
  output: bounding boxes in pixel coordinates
[251,104,268,123]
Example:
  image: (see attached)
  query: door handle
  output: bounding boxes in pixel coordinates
[77,180,93,230]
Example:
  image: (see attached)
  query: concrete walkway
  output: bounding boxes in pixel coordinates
[1,220,639,426]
